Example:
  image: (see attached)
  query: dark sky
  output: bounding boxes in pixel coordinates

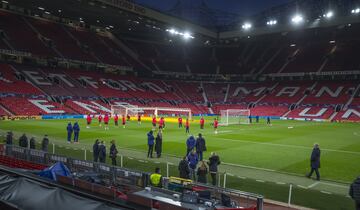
[134,0,292,16]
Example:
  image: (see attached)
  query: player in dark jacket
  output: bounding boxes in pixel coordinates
[93,139,100,162]
[29,137,36,149]
[73,122,80,143]
[147,131,154,158]
[19,134,28,148]
[98,141,106,163]
[307,144,321,180]
[41,135,49,152]
[110,140,118,165]
[186,135,196,155]
[349,176,360,210]
[155,130,163,158]
[178,156,190,179]
[196,133,206,161]
[66,122,73,143]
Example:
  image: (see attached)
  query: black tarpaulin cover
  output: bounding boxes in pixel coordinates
[0,175,125,210]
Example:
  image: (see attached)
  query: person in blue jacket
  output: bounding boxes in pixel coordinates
[307,143,321,181]
[147,130,154,158]
[73,121,80,143]
[187,150,199,180]
[186,135,196,156]
[66,122,73,143]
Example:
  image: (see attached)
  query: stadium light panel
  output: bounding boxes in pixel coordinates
[44,11,50,15]
[291,14,304,24]
[2,1,9,3]
[351,8,360,14]
[266,20,277,25]
[242,22,252,30]
[38,7,45,10]
[329,40,336,44]
[323,11,334,19]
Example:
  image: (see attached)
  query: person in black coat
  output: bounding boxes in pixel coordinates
[349,176,360,210]
[29,137,36,149]
[110,140,118,166]
[93,139,100,162]
[178,156,190,179]
[19,134,28,148]
[155,130,163,158]
[5,131,13,145]
[307,143,321,181]
[41,135,49,152]
[147,131,154,158]
[98,141,106,163]
[195,133,206,161]
[73,122,80,143]
[66,122,73,143]
[208,152,221,185]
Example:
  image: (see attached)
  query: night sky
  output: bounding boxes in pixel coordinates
[134,0,293,16]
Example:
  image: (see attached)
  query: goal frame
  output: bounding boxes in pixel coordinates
[220,109,251,126]
[111,105,192,119]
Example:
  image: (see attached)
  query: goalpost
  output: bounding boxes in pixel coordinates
[111,105,192,119]
[220,109,251,126]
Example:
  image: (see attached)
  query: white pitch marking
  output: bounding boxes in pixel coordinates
[237,176,246,179]
[256,179,265,183]
[297,185,308,189]
[320,191,332,195]
[276,182,286,185]
[219,137,360,155]
[307,182,320,188]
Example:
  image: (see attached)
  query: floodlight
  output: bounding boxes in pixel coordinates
[291,14,304,24]
[351,8,360,14]
[323,11,334,19]
[242,22,252,30]
[267,20,277,25]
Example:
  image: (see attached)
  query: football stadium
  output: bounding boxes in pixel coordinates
[0,0,359,210]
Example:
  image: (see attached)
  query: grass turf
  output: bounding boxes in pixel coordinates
[0,118,359,183]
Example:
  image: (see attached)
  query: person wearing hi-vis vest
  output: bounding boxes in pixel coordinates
[150,167,162,188]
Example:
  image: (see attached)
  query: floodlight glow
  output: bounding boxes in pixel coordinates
[267,20,277,25]
[323,11,334,19]
[242,22,252,30]
[291,14,304,24]
[2,1,9,3]
[351,8,360,14]
[183,32,191,39]
[38,7,45,10]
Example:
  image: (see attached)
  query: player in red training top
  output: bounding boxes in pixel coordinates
[104,113,109,130]
[159,117,164,130]
[214,118,219,134]
[178,116,183,128]
[137,114,141,125]
[122,115,126,128]
[98,114,103,127]
[152,116,157,130]
[114,114,119,127]
[86,114,92,128]
[185,118,190,133]
[200,117,205,129]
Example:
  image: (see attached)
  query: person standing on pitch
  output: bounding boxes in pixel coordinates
[73,121,80,143]
[200,117,205,129]
[208,152,221,186]
[122,115,126,128]
[266,116,271,125]
[147,130,154,158]
[41,135,49,152]
[93,139,100,162]
[137,114,141,125]
[104,113,109,130]
[155,130,163,158]
[114,114,119,127]
[152,115,157,130]
[213,118,219,134]
[178,116,183,128]
[98,141,106,163]
[185,118,190,133]
[196,133,206,161]
[349,176,360,210]
[86,114,92,128]
[110,140,118,166]
[98,114,103,127]
[256,116,259,123]
[66,122,73,143]
[307,143,321,181]
[186,135,196,156]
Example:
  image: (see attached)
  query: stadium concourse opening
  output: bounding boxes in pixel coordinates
[0,0,360,209]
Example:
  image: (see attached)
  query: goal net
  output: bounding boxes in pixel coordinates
[220,109,250,125]
[111,105,192,119]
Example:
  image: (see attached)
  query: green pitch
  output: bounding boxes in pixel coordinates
[0,118,359,183]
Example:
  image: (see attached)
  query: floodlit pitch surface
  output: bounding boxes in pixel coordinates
[0,118,359,183]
